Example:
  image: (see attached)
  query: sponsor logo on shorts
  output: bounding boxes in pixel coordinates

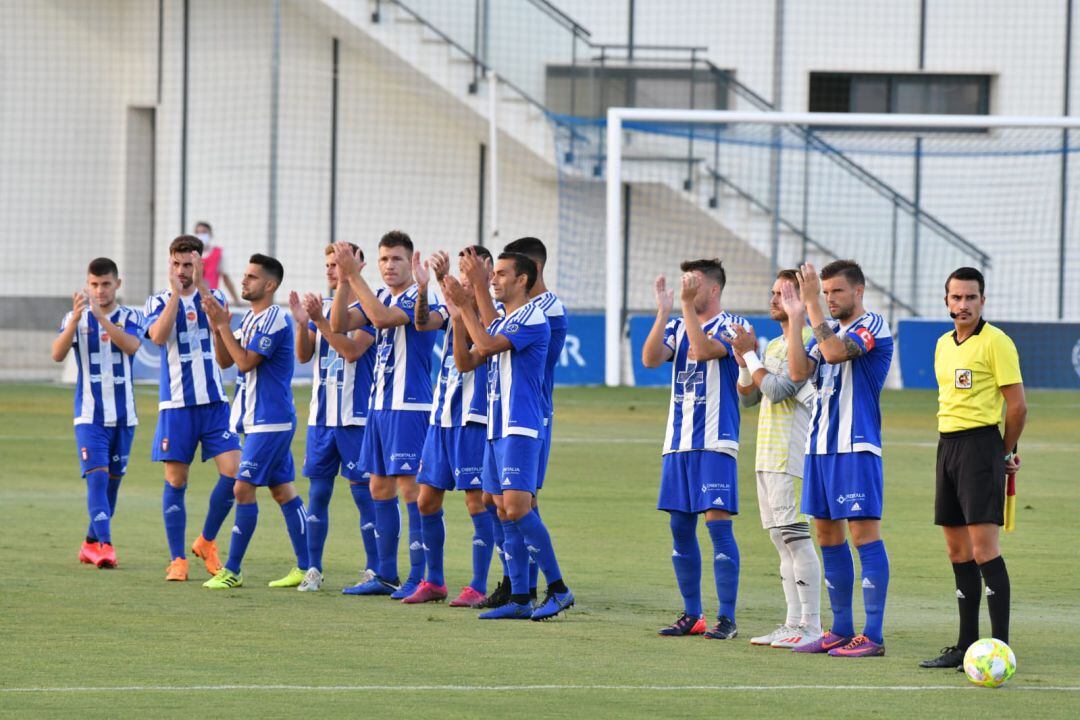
[469,477,481,486]
[222,431,232,439]
[401,462,413,471]
[712,497,725,506]
[502,478,511,486]
[836,492,866,506]
[955,368,973,389]
[850,502,863,512]
[240,469,253,478]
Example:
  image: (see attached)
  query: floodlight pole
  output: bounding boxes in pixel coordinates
[488,72,499,245]
[605,111,623,387]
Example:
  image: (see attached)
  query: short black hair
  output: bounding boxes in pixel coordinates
[250,253,284,285]
[820,259,865,287]
[498,252,538,291]
[379,230,413,255]
[170,235,204,256]
[502,237,546,267]
[87,257,119,278]
[327,242,363,262]
[459,245,493,264]
[945,266,985,296]
[679,258,726,290]
[194,220,213,233]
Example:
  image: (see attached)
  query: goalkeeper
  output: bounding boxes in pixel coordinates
[920,267,1026,670]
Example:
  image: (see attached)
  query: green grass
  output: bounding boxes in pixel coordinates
[2,383,1078,718]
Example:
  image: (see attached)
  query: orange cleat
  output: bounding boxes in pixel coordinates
[95,542,117,569]
[165,557,189,581]
[79,540,98,565]
[191,535,222,576]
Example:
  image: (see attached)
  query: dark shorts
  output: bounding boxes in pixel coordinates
[935,425,1006,527]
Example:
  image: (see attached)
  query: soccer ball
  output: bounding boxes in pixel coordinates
[963,638,1016,688]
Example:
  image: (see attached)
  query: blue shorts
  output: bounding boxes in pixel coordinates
[303,425,368,482]
[658,451,739,515]
[74,424,135,477]
[237,427,296,487]
[536,416,553,490]
[418,423,487,492]
[152,402,241,464]
[359,409,427,477]
[801,452,884,520]
[481,435,543,496]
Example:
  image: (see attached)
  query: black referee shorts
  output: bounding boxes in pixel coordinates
[935,425,1006,527]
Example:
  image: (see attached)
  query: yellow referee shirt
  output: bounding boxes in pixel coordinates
[934,319,1022,433]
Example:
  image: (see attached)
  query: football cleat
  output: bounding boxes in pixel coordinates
[95,542,117,569]
[191,535,222,576]
[773,626,818,649]
[750,624,800,646]
[828,634,885,657]
[658,612,708,637]
[79,540,98,565]
[448,586,488,608]
[920,646,965,668]
[792,629,851,653]
[203,568,243,589]
[165,557,189,582]
[391,580,420,600]
[703,615,738,640]
[478,601,533,620]
[402,581,448,604]
[297,567,324,592]
[342,576,399,596]
[478,579,510,609]
[268,567,306,588]
[531,588,575,621]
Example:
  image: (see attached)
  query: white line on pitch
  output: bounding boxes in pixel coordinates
[1,684,1078,693]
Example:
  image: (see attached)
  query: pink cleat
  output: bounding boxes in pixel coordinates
[401,580,449,604]
[448,586,488,608]
[792,629,851,654]
[828,634,885,657]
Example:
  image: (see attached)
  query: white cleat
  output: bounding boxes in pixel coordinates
[750,623,801,646]
[297,567,324,592]
[771,625,810,649]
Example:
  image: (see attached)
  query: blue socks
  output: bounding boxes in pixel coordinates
[279,495,309,570]
[821,541,856,638]
[501,519,529,595]
[420,510,446,587]
[469,510,495,594]
[514,510,562,585]
[406,502,424,585]
[225,502,258,574]
[857,539,890,644]
[487,504,508,577]
[527,506,541,590]
[306,477,334,572]
[349,482,379,573]
[162,482,187,560]
[669,511,702,617]
[374,498,400,581]
[201,475,236,542]
[706,519,740,621]
[86,470,111,544]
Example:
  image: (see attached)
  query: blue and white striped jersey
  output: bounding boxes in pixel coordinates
[307,299,376,427]
[661,311,751,456]
[485,301,550,440]
[228,305,296,434]
[144,289,229,409]
[531,291,567,419]
[804,312,893,456]
[369,285,441,413]
[430,321,487,428]
[60,307,143,427]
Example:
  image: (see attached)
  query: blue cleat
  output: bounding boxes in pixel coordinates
[531,588,575,621]
[478,601,533,620]
[342,576,399,596]
[390,579,420,600]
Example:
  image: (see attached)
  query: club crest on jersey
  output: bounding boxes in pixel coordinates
[258,336,273,351]
[955,368,973,389]
[399,298,415,310]
[504,323,520,334]
[186,311,197,322]
[853,326,875,351]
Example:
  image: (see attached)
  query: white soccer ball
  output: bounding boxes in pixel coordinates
[963,638,1016,688]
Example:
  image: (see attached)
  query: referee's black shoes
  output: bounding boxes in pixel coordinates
[919,646,966,668]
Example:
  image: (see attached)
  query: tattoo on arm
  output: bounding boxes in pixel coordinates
[415,289,430,327]
[841,335,866,360]
[812,322,834,344]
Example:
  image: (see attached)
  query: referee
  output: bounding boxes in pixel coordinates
[920,267,1026,669]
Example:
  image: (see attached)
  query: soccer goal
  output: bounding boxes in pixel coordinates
[596,109,1080,386]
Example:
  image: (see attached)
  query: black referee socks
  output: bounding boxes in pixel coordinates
[979,555,1011,644]
[952,560,982,648]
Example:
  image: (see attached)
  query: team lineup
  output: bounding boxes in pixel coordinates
[52,233,1027,661]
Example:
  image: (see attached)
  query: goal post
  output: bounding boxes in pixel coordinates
[603,108,1080,387]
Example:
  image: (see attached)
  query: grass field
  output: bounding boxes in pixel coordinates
[2,383,1078,718]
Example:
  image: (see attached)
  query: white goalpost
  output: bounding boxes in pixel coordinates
[603,108,1080,387]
